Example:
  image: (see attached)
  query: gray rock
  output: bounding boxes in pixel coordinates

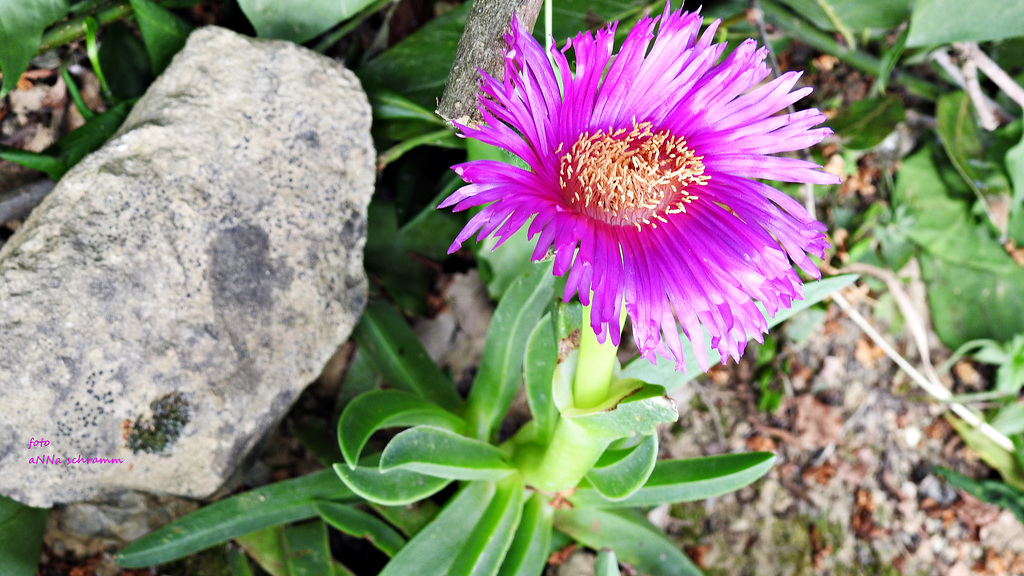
[0,26,374,507]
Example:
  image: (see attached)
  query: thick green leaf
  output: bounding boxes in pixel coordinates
[0,495,47,576]
[315,502,405,557]
[947,415,1024,492]
[370,501,440,538]
[595,549,621,576]
[0,0,68,97]
[380,426,515,481]
[370,88,446,125]
[129,0,193,75]
[907,0,1024,46]
[235,526,288,576]
[352,299,462,412]
[466,261,555,440]
[98,21,153,99]
[378,482,495,576]
[524,312,558,445]
[585,434,659,501]
[554,508,701,576]
[571,452,776,508]
[237,0,376,43]
[333,459,450,506]
[561,382,677,439]
[338,389,468,468]
[1,97,132,181]
[935,467,1024,525]
[226,544,255,576]
[283,520,333,576]
[116,469,353,567]
[356,3,468,111]
[775,0,910,32]
[936,92,1011,201]
[828,97,905,150]
[620,275,859,390]
[992,401,1024,436]
[449,476,525,576]
[1005,126,1024,220]
[496,492,552,576]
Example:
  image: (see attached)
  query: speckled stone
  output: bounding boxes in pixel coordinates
[0,26,373,507]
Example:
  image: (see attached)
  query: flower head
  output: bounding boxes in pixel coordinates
[441,7,839,372]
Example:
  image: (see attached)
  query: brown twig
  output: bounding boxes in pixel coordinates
[436,0,544,126]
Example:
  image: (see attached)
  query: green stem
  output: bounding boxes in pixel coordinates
[517,418,610,493]
[759,0,944,101]
[41,1,132,51]
[572,302,622,409]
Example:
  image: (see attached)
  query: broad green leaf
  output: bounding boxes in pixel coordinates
[0,495,47,576]
[595,549,621,576]
[584,434,659,501]
[936,92,1011,201]
[379,482,495,576]
[0,0,68,97]
[283,520,333,576]
[448,476,525,576]
[775,0,910,32]
[356,2,468,111]
[363,200,435,315]
[98,22,153,99]
[352,299,462,412]
[129,0,193,75]
[561,382,677,439]
[338,389,468,468]
[333,459,450,506]
[554,508,701,576]
[907,0,1024,46]
[466,261,555,440]
[496,493,552,576]
[828,97,905,150]
[524,312,558,445]
[316,502,405,557]
[620,275,859,390]
[116,469,353,567]
[992,401,1024,436]
[237,0,376,43]
[571,452,776,508]
[0,149,64,180]
[547,0,648,41]
[380,426,516,481]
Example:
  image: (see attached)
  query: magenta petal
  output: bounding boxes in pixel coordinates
[443,7,838,374]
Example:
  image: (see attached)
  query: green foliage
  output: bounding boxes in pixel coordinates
[0,0,68,98]
[237,0,378,43]
[0,495,48,576]
[554,508,702,576]
[828,97,905,150]
[893,147,1024,347]
[379,426,516,480]
[935,467,1024,525]
[466,262,556,440]
[116,469,355,567]
[584,435,660,501]
[315,502,405,557]
[1,100,132,180]
[351,300,462,411]
[775,0,910,33]
[907,0,1024,46]
[129,0,193,75]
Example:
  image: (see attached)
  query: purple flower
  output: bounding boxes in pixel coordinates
[441,7,839,372]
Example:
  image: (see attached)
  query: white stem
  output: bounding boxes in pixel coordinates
[831,292,1014,452]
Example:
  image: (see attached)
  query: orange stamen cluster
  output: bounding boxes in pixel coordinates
[557,121,709,230]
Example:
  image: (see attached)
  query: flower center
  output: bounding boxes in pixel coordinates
[557,121,709,229]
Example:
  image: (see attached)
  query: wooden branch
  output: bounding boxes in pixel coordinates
[436,0,543,126]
